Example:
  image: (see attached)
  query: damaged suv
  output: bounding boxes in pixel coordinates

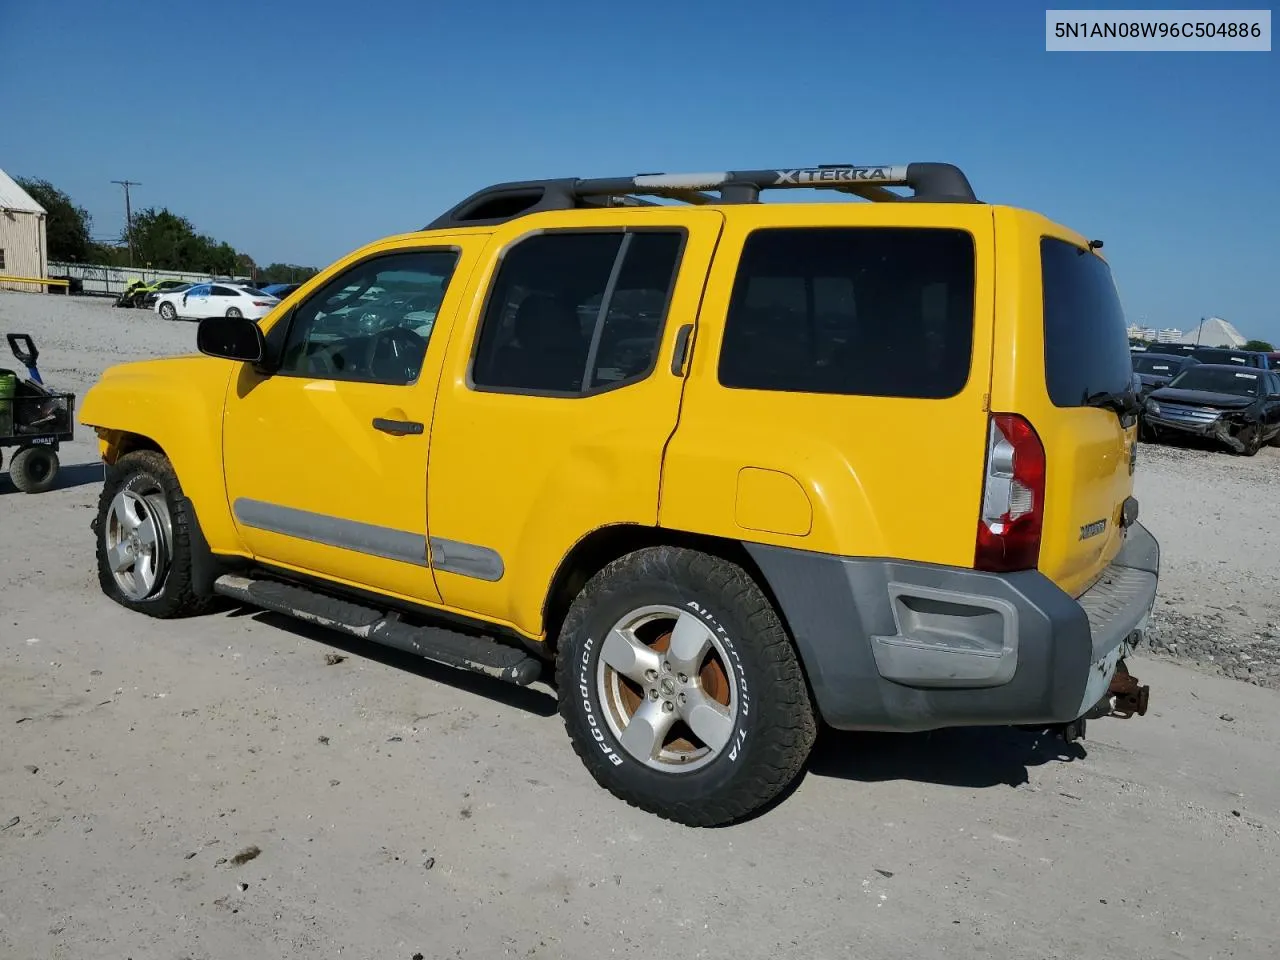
[1144,364,1280,455]
[79,163,1159,826]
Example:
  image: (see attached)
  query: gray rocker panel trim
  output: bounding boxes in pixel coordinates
[233,501,507,582]
[233,498,429,568]
[429,537,505,582]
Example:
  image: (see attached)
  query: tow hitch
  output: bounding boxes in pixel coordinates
[1052,661,1151,743]
[1106,662,1150,718]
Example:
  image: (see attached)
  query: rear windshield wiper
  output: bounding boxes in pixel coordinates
[1086,388,1141,417]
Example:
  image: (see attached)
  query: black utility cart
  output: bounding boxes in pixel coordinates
[0,334,76,494]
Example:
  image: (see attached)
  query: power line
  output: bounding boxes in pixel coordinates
[111,180,141,266]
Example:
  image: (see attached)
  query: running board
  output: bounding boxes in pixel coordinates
[212,574,542,686]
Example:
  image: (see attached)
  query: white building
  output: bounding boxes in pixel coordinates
[1155,328,1183,343]
[1179,316,1247,348]
[0,167,49,292]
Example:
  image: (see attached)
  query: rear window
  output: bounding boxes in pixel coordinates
[1170,366,1263,397]
[1041,238,1132,407]
[1132,355,1178,374]
[718,227,975,398]
[1191,348,1252,366]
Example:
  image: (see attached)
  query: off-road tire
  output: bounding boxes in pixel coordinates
[159,302,177,321]
[556,546,817,827]
[94,449,210,619]
[9,445,59,493]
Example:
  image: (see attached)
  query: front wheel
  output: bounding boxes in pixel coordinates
[1240,428,1263,457]
[158,302,176,321]
[94,450,209,618]
[556,546,817,827]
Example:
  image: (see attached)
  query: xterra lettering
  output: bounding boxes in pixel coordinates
[774,167,894,185]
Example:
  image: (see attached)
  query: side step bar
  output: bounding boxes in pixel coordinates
[212,574,542,686]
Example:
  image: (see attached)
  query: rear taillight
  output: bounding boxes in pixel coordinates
[975,413,1045,572]
[252,301,272,307]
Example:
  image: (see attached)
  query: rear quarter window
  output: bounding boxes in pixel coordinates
[717,227,975,399]
[1041,238,1133,407]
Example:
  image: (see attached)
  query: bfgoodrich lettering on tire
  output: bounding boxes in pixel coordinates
[555,546,817,826]
[93,449,210,619]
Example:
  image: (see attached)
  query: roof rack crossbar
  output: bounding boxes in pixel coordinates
[424,162,977,229]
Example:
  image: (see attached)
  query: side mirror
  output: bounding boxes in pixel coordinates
[197,316,265,363]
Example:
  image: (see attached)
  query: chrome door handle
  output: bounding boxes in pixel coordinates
[372,417,424,436]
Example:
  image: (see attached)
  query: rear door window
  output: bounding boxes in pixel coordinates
[1041,238,1133,407]
[717,227,975,399]
[470,230,684,395]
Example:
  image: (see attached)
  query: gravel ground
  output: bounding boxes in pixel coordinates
[2,291,1278,960]
[1135,441,1280,688]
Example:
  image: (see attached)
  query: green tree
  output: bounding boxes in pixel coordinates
[127,207,202,269]
[127,207,246,273]
[87,242,123,266]
[1243,339,1274,352]
[258,262,320,284]
[15,176,92,262]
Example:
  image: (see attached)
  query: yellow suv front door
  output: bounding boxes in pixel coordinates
[425,209,726,638]
[221,236,483,605]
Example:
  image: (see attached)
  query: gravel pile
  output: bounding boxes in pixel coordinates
[1134,437,1280,691]
[1147,609,1280,689]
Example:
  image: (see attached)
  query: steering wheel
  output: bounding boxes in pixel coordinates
[367,326,428,382]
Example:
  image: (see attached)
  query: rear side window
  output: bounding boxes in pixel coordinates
[1132,356,1175,374]
[717,227,975,399]
[471,230,683,395]
[1041,238,1133,407]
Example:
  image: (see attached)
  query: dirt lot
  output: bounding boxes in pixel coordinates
[2,291,1278,960]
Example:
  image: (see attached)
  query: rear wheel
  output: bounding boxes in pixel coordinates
[9,445,59,493]
[556,546,817,827]
[94,450,209,618]
[158,301,176,321]
[226,307,242,318]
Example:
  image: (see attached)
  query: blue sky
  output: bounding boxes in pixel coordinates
[3,0,1277,340]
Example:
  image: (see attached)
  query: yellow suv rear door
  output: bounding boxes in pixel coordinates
[659,201,997,567]
[425,208,725,637]
[990,209,1137,598]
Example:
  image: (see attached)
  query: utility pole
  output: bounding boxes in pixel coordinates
[111,180,141,266]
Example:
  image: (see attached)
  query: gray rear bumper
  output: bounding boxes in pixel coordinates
[746,523,1159,732]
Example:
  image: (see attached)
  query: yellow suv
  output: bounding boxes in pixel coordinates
[80,164,1159,826]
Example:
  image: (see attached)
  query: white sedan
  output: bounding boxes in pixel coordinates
[154,283,279,321]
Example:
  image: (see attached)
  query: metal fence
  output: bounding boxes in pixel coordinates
[48,262,254,298]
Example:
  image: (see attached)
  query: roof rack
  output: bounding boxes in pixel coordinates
[424,162,979,230]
